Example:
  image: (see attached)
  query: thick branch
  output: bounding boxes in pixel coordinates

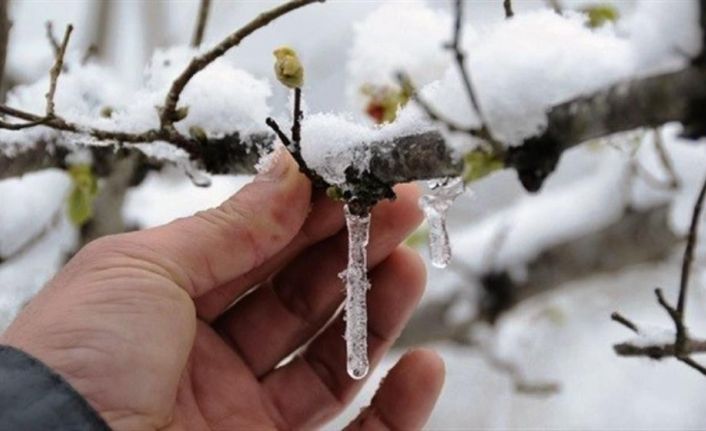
[506,66,706,191]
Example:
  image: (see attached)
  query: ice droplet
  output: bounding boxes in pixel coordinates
[339,204,371,380]
[419,177,464,268]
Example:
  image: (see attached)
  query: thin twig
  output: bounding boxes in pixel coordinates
[191,0,211,48]
[653,128,680,189]
[610,312,638,334]
[46,24,72,117]
[44,21,60,57]
[161,0,324,128]
[446,0,502,154]
[676,173,706,322]
[503,0,514,18]
[678,356,706,375]
[397,72,484,137]
[546,0,563,14]
[265,117,292,147]
[291,87,302,150]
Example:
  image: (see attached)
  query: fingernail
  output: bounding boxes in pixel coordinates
[255,144,290,181]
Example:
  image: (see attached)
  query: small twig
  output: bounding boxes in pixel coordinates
[503,0,514,18]
[610,312,639,334]
[546,0,563,14]
[291,87,303,150]
[397,72,485,137]
[445,0,503,154]
[44,21,60,57]
[631,159,677,191]
[81,45,98,65]
[265,117,292,147]
[652,128,680,189]
[46,24,72,117]
[265,116,326,189]
[161,0,324,128]
[678,356,706,376]
[191,0,211,48]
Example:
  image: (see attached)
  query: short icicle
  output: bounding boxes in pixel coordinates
[419,177,465,268]
[340,204,371,380]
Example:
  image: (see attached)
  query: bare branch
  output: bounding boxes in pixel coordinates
[191,0,211,48]
[445,0,502,154]
[45,24,72,117]
[161,0,325,128]
[614,339,706,359]
[652,127,680,189]
[503,0,514,19]
[676,172,706,317]
[44,21,60,57]
[612,172,706,376]
[611,312,638,334]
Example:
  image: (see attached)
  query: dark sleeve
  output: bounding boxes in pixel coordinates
[0,345,111,431]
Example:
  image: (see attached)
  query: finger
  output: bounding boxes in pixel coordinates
[197,183,419,321]
[195,188,344,320]
[102,149,311,298]
[214,186,422,376]
[261,247,427,429]
[344,349,445,431]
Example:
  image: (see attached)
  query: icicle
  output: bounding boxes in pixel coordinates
[419,177,464,268]
[339,204,371,380]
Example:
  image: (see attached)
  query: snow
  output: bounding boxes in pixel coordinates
[0,170,72,258]
[451,146,631,274]
[626,325,676,348]
[340,204,372,380]
[122,166,252,229]
[0,209,76,332]
[419,177,465,268]
[345,0,454,115]
[299,108,433,186]
[422,10,634,151]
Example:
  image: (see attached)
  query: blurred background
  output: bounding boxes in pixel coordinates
[2,0,706,429]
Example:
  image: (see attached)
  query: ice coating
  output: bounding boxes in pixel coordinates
[420,177,465,268]
[340,204,371,380]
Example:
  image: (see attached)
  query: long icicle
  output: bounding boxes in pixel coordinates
[419,177,465,268]
[340,204,371,379]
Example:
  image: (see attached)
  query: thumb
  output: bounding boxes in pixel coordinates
[115,147,311,297]
[345,349,445,431]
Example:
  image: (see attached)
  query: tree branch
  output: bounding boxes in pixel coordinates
[503,0,514,19]
[191,0,211,48]
[612,172,706,376]
[3,64,705,196]
[160,0,325,128]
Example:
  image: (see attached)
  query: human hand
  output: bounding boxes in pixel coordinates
[1,150,445,430]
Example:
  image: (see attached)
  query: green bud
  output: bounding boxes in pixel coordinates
[581,4,619,28]
[326,185,344,201]
[189,126,208,143]
[67,164,98,226]
[173,106,189,122]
